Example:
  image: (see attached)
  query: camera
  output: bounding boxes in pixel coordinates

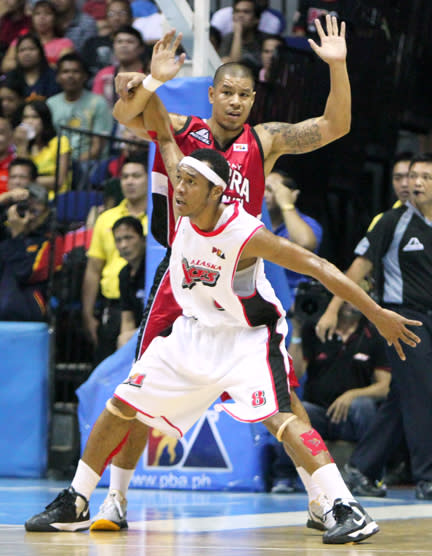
[294,280,332,324]
[16,201,29,218]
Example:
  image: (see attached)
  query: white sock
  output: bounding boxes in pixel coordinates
[297,466,323,503]
[311,463,354,506]
[71,459,101,501]
[109,464,135,498]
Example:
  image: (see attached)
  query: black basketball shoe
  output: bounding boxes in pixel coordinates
[25,487,90,532]
[322,498,380,544]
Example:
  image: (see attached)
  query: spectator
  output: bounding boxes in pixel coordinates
[82,155,148,365]
[218,0,268,71]
[4,33,61,100]
[47,52,113,176]
[264,170,323,301]
[52,0,98,54]
[7,156,38,191]
[211,0,285,36]
[113,215,146,348]
[82,0,107,21]
[0,73,26,122]
[259,34,285,82]
[0,0,32,60]
[0,116,16,194]
[13,99,72,199]
[0,183,58,321]
[81,0,133,86]
[1,0,75,73]
[270,302,391,493]
[92,25,148,109]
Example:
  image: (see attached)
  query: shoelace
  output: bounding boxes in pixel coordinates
[100,493,124,519]
[332,503,353,524]
[45,488,70,510]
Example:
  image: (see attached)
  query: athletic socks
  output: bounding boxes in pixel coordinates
[71,459,101,501]
[312,462,354,505]
[109,464,135,498]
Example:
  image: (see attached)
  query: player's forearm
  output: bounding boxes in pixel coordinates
[325,256,373,315]
[113,84,154,124]
[322,61,351,139]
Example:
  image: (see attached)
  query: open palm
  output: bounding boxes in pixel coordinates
[308,15,347,64]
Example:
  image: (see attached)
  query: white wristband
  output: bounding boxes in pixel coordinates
[142,74,164,92]
[290,336,302,344]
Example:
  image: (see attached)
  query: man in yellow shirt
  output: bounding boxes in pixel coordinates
[82,155,148,364]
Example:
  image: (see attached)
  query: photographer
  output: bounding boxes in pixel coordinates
[0,183,56,321]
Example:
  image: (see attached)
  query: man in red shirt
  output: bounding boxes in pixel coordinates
[0,0,31,61]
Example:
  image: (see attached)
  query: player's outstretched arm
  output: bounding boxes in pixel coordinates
[256,15,350,167]
[113,30,186,125]
[241,228,422,360]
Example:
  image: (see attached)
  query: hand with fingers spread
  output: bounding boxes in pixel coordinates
[372,308,422,361]
[149,29,187,84]
[115,30,186,99]
[308,14,347,64]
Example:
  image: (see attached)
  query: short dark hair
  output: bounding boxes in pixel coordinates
[392,151,413,168]
[113,25,144,45]
[112,215,144,236]
[233,0,263,19]
[122,154,147,171]
[57,52,89,75]
[189,148,230,188]
[9,157,38,180]
[409,152,432,169]
[213,62,255,89]
[272,168,299,190]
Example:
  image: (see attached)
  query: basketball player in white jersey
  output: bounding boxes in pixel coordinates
[26,144,421,544]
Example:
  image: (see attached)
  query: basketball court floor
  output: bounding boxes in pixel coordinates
[1,478,432,555]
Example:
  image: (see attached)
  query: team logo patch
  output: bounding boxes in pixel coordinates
[402,237,424,251]
[233,143,248,152]
[123,373,145,387]
[182,257,220,289]
[190,128,211,145]
[212,246,225,259]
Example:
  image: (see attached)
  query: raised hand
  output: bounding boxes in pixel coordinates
[373,308,422,361]
[308,14,347,64]
[150,29,186,83]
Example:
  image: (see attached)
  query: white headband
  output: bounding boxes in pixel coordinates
[179,156,227,191]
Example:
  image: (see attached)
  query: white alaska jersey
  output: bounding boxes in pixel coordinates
[170,203,286,328]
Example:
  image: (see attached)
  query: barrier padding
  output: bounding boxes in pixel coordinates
[0,322,49,477]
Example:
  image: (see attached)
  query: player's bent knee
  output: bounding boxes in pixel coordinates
[106,398,136,421]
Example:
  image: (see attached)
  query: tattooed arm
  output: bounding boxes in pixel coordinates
[255,15,350,174]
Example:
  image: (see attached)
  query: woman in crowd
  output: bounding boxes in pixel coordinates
[1,0,75,72]
[5,34,60,100]
[14,99,71,199]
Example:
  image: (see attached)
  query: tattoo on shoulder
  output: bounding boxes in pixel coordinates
[263,120,322,153]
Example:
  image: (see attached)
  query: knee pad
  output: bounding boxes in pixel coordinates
[105,398,136,421]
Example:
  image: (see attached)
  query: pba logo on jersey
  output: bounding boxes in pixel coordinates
[181,257,221,289]
[190,128,211,145]
[212,246,225,259]
[233,143,248,152]
[123,373,146,387]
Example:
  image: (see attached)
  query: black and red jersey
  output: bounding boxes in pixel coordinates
[150,116,265,247]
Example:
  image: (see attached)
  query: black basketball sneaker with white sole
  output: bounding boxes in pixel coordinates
[25,487,90,532]
[322,498,379,544]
